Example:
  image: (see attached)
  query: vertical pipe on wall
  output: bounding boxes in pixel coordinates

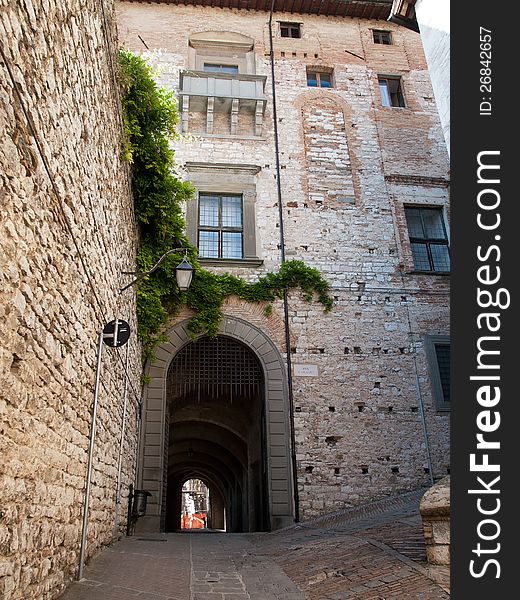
[78,329,104,580]
[268,1,300,523]
[113,343,130,537]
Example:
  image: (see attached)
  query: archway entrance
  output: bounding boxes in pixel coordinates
[137,317,294,533]
[164,336,269,532]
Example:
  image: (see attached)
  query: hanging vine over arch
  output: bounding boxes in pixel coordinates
[118,49,333,359]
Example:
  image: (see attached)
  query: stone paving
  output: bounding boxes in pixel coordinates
[58,490,449,600]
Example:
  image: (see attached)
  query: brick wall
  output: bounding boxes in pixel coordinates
[119,2,450,519]
[0,1,141,598]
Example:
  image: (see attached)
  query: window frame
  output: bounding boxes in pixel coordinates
[372,29,393,45]
[203,63,240,74]
[378,75,406,107]
[197,193,244,260]
[185,163,263,268]
[306,69,334,88]
[404,206,450,273]
[424,335,451,411]
[279,22,302,38]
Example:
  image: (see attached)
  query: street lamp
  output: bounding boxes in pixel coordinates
[174,255,194,292]
[121,248,194,293]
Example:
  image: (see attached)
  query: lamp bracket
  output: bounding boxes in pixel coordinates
[120,248,188,292]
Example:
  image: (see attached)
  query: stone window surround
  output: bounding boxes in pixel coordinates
[424,334,450,412]
[188,31,256,75]
[185,162,263,268]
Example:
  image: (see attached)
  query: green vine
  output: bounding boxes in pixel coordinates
[118,49,333,358]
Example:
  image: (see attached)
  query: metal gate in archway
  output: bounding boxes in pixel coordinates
[136,317,295,533]
[164,336,268,532]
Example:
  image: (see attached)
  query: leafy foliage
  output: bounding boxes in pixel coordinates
[118,50,333,358]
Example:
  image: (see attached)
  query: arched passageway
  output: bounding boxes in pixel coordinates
[137,317,295,533]
[164,336,268,532]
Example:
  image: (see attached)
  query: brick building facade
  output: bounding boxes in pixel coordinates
[0,0,450,597]
[117,0,450,533]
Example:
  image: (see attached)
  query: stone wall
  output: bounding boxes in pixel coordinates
[118,2,450,520]
[0,1,141,598]
[420,476,450,590]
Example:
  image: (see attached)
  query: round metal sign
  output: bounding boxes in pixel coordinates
[102,319,131,347]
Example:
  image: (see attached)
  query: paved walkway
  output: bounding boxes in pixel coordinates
[59,490,449,600]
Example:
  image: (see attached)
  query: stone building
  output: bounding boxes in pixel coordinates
[0,0,450,598]
[0,1,141,598]
[117,0,450,534]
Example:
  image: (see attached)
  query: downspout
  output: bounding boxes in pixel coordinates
[114,343,130,537]
[268,1,300,523]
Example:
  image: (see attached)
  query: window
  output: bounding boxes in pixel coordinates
[405,207,450,273]
[198,194,243,259]
[307,69,333,88]
[203,63,239,74]
[280,22,301,38]
[373,30,392,44]
[424,335,450,411]
[185,163,261,267]
[378,76,405,107]
[188,31,255,74]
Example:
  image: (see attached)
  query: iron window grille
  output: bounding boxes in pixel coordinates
[280,22,301,38]
[307,70,333,88]
[168,336,263,402]
[405,207,450,273]
[378,76,405,107]
[198,193,244,259]
[373,30,392,44]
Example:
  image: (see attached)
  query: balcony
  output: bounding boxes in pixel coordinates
[179,70,267,137]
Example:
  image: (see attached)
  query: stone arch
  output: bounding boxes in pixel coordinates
[136,316,295,532]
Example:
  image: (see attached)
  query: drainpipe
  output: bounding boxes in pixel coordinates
[113,343,130,537]
[268,0,300,523]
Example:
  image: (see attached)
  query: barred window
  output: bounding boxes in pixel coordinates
[198,194,243,259]
[405,207,450,273]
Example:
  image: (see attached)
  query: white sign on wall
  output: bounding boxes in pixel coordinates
[293,364,319,377]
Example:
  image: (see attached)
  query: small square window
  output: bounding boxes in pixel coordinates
[378,76,405,107]
[405,207,450,273]
[280,22,301,38]
[307,69,333,88]
[373,30,392,45]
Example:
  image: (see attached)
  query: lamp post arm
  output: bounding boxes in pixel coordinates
[120,248,188,292]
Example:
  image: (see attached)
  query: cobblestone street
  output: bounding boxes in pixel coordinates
[58,491,449,600]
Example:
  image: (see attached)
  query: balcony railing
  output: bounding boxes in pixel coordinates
[179,70,267,136]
